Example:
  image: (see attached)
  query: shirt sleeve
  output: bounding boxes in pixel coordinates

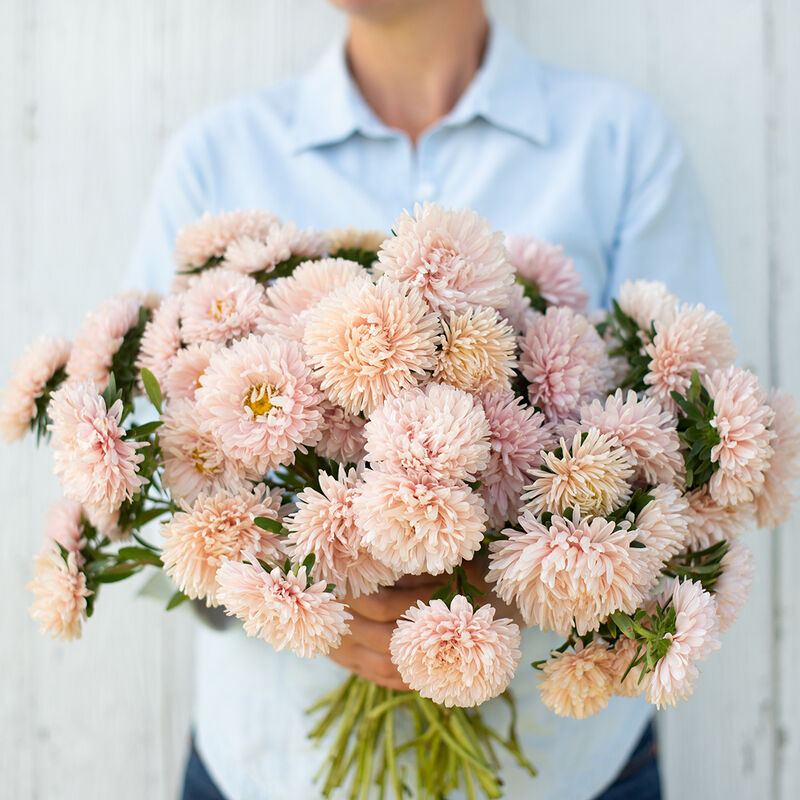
[125,120,211,294]
[604,97,731,320]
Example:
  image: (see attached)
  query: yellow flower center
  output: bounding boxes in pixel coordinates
[244,383,277,417]
[210,297,234,320]
[190,447,216,475]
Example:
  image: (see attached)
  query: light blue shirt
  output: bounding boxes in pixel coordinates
[129,22,729,800]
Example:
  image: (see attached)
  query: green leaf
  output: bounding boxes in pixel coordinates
[127,420,163,439]
[254,516,288,536]
[302,552,316,571]
[117,545,161,562]
[140,367,163,413]
[166,590,190,610]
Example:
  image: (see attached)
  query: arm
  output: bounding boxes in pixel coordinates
[604,98,731,317]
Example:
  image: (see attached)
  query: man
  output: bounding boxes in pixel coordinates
[129,1,728,797]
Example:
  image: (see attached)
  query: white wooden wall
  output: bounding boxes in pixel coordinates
[1,1,797,798]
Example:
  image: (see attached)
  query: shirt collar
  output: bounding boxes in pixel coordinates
[290,21,550,153]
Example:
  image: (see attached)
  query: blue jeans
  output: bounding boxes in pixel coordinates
[182,722,661,800]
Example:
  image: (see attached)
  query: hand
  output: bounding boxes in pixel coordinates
[327,557,522,690]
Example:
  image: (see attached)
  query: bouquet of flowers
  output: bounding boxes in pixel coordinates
[4,203,799,799]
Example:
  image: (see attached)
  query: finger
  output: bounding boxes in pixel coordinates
[348,585,438,622]
[328,642,408,691]
[346,610,395,652]
[394,573,444,589]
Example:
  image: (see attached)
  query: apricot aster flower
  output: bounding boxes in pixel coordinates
[609,635,646,698]
[216,559,351,657]
[285,469,399,597]
[522,429,633,518]
[48,380,145,513]
[163,341,219,402]
[315,400,367,464]
[262,258,368,341]
[434,306,517,393]
[136,294,183,386]
[28,543,91,642]
[519,306,612,423]
[363,383,491,483]
[538,642,615,719]
[174,209,279,268]
[684,489,755,550]
[644,303,737,409]
[562,390,684,486]
[755,390,800,529]
[476,390,554,527]
[44,498,86,556]
[303,276,438,415]
[645,578,720,708]
[706,366,775,506]
[376,202,515,315]
[180,268,269,345]
[0,336,70,442]
[617,279,679,331]
[160,400,259,504]
[505,234,589,311]
[160,487,284,606]
[195,334,323,473]
[390,596,521,707]
[66,291,152,387]
[488,510,649,636]
[354,470,487,576]
[714,539,754,633]
[632,484,690,578]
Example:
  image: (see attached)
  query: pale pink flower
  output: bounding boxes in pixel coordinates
[195,334,323,474]
[434,307,517,393]
[684,489,755,550]
[476,390,554,528]
[328,227,387,254]
[174,209,280,268]
[163,342,219,402]
[390,596,521,707]
[522,429,633,518]
[706,367,775,506]
[262,258,368,341]
[354,470,487,576]
[216,559,351,657]
[303,277,439,415]
[225,221,330,275]
[538,642,615,719]
[755,391,800,529]
[632,484,690,578]
[714,539,754,632]
[505,234,589,311]
[160,487,284,606]
[316,400,368,464]
[519,306,613,423]
[28,543,91,641]
[562,390,684,486]
[48,380,145,513]
[160,400,259,504]
[644,304,737,409]
[285,469,399,597]
[609,636,646,698]
[364,383,490,483]
[499,282,540,336]
[645,578,720,708]
[180,268,269,345]
[136,294,184,386]
[84,503,125,542]
[376,202,515,315]
[617,279,679,331]
[488,510,650,636]
[0,336,71,442]
[66,291,147,387]
[44,498,85,557]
